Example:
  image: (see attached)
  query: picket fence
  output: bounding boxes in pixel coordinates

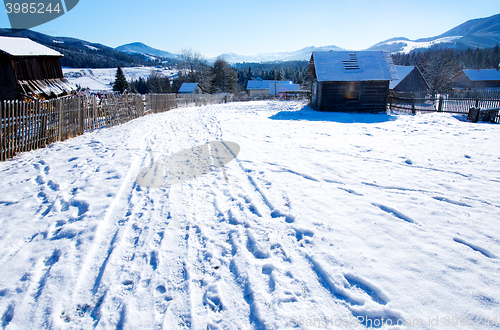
[388,90,500,123]
[0,93,232,161]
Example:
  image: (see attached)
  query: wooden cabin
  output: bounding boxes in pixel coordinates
[307,51,398,112]
[390,66,429,92]
[450,69,500,90]
[178,83,204,94]
[0,36,75,101]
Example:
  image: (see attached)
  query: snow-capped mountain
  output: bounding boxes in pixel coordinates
[115,42,179,60]
[368,13,500,53]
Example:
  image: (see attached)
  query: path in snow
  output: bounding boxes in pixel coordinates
[0,101,499,329]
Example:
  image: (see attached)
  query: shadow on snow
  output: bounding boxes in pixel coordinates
[269,105,397,124]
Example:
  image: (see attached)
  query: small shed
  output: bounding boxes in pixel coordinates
[307,51,398,112]
[179,83,203,94]
[0,36,76,101]
[247,80,300,97]
[450,69,500,90]
[390,66,429,92]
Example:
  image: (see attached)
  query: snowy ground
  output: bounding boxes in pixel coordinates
[63,67,177,92]
[1,101,500,329]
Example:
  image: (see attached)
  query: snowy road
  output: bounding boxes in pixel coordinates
[1,101,500,329]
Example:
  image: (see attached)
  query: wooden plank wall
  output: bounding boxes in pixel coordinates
[1,93,232,161]
[318,81,389,112]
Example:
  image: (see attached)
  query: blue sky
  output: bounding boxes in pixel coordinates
[1,0,499,57]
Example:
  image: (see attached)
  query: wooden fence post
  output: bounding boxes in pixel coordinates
[411,97,416,114]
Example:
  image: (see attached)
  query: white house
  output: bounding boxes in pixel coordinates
[247,80,300,97]
[179,83,203,94]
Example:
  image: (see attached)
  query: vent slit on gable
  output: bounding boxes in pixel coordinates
[342,53,360,71]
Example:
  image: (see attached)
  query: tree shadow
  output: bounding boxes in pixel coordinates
[269,105,397,124]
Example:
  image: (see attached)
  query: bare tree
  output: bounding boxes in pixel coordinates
[181,48,203,83]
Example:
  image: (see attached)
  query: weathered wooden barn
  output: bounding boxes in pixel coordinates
[390,66,429,92]
[450,69,500,90]
[307,51,398,112]
[0,36,75,101]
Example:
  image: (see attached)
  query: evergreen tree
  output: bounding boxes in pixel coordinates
[210,57,237,94]
[113,66,129,93]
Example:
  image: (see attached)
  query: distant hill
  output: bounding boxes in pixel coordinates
[0,29,157,68]
[213,45,345,63]
[114,43,344,64]
[368,13,500,53]
[116,42,179,60]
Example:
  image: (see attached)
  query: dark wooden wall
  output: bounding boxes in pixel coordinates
[0,54,19,101]
[0,54,64,100]
[12,56,63,80]
[315,81,389,112]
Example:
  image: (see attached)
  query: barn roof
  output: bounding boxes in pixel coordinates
[461,69,500,81]
[179,83,201,93]
[389,66,415,89]
[18,78,76,97]
[307,51,398,82]
[0,36,62,57]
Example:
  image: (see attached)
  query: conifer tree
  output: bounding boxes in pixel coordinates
[113,66,129,93]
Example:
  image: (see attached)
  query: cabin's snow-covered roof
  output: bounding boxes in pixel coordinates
[247,80,294,90]
[179,83,200,93]
[308,51,398,82]
[0,36,62,57]
[462,69,500,81]
[389,66,415,89]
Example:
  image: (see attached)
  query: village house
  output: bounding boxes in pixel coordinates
[178,83,204,94]
[450,69,500,90]
[390,66,429,92]
[0,36,75,101]
[307,51,398,112]
[246,80,300,98]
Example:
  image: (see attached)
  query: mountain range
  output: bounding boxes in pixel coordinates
[368,13,500,53]
[115,42,179,60]
[116,13,500,63]
[0,28,156,68]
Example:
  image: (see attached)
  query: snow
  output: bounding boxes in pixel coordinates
[462,69,500,82]
[63,67,178,92]
[386,36,463,54]
[85,45,100,51]
[0,36,62,57]
[0,100,500,329]
[311,51,398,82]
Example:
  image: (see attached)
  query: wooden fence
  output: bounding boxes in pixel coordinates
[388,90,500,123]
[1,93,232,161]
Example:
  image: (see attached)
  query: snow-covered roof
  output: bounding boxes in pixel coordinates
[462,69,500,81]
[247,80,294,90]
[0,36,62,57]
[308,51,398,82]
[179,83,201,93]
[269,82,300,94]
[389,66,415,89]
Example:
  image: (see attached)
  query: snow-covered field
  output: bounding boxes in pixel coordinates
[1,101,499,329]
[63,67,177,92]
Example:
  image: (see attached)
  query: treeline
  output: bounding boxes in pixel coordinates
[170,49,238,94]
[128,71,172,94]
[392,45,500,93]
[125,49,239,94]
